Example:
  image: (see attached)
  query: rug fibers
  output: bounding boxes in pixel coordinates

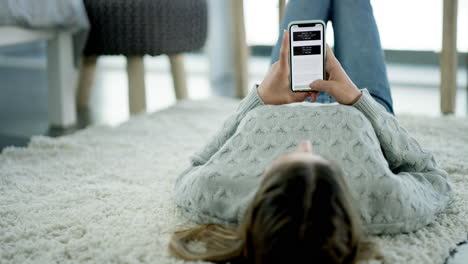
[1,97,468,264]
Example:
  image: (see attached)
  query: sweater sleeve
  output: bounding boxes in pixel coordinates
[352,89,448,176]
[353,89,452,233]
[175,85,264,206]
[174,85,264,224]
[352,89,452,233]
[190,84,265,166]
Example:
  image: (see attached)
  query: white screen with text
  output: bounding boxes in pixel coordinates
[290,24,324,91]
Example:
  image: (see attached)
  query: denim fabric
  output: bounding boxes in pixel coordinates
[270,0,394,113]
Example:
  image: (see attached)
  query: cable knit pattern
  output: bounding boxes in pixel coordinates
[174,86,453,234]
[83,0,207,56]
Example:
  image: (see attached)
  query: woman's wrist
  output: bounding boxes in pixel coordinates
[257,82,279,105]
[351,89,362,105]
[254,84,267,104]
[349,90,363,105]
[257,83,269,104]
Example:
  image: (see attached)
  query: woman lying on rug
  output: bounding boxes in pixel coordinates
[170,0,452,263]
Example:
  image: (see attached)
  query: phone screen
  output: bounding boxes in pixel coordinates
[289,23,324,91]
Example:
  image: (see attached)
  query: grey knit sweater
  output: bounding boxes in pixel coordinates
[174,86,453,234]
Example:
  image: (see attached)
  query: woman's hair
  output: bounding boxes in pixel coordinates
[169,158,380,264]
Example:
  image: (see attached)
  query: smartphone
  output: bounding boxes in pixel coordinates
[288,20,326,92]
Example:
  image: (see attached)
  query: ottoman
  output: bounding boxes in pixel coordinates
[77,0,208,114]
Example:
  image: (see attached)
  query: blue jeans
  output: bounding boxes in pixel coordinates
[271,0,394,114]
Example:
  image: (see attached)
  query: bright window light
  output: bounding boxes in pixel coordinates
[244,0,468,52]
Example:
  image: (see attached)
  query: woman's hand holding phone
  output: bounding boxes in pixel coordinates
[258,31,361,106]
[309,45,362,105]
[257,30,316,105]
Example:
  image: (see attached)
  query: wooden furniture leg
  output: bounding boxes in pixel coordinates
[169,54,188,100]
[46,32,78,128]
[127,56,147,115]
[76,56,98,110]
[230,0,249,98]
[279,0,286,27]
[440,0,458,114]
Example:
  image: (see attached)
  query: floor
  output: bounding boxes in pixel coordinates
[0,49,467,263]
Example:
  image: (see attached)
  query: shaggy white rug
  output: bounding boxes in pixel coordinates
[1,97,467,264]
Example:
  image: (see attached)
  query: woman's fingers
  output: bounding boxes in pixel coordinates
[279,30,289,69]
[325,44,337,62]
[309,79,334,93]
[325,44,333,58]
[310,91,319,102]
[325,44,339,74]
[290,91,311,102]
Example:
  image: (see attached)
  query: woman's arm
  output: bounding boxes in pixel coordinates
[353,89,451,193]
[354,93,452,233]
[190,85,264,166]
[176,86,264,190]
[310,46,452,233]
[176,31,314,191]
[352,90,445,174]
[309,44,445,174]
[311,45,448,179]
[191,30,312,166]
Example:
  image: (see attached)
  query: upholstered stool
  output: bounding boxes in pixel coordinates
[77,0,207,114]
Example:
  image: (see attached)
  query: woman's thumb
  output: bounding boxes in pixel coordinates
[309,80,333,92]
